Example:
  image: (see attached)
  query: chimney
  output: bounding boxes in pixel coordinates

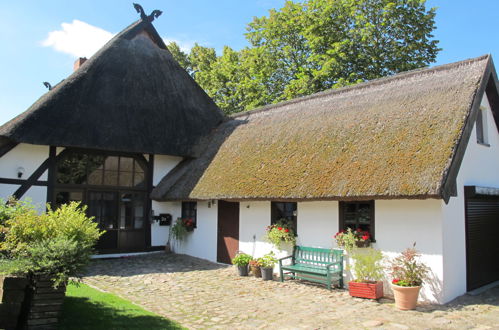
[73,57,87,71]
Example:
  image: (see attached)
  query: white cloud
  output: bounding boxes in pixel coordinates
[162,38,194,53]
[42,20,195,58]
[42,20,114,58]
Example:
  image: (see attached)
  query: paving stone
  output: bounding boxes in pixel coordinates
[82,252,499,330]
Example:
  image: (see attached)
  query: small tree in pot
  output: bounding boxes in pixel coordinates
[231,252,252,276]
[259,251,277,281]
[389,244,430,310]
[349,248,384,299]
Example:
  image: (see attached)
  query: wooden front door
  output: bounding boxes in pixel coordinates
[217,201,240,264]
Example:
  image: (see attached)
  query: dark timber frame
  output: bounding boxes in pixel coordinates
[339,200,375,240]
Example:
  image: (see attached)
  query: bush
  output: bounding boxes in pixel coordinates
[0,200,103,287]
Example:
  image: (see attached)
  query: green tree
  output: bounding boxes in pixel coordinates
[168,0,439,115]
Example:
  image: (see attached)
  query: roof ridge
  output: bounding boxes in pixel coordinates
[232,54,490,119]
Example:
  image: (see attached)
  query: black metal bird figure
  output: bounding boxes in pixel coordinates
[133,3,162,22]
[43,82,52,91]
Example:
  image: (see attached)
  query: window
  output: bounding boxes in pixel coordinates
[476,107,489,146]
[271,202,297,235]
[339,201,375,240]
[181,201,197,227]
[56,153,146,188]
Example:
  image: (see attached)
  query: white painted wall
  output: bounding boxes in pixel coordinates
[375,199,443,303]
[150,155,182,246]
[170,201,218,262]
[0,143,49,180]
[0,143,48,208]
[239,201,273,258]
[152,154,182,186]
[442,92,499,303]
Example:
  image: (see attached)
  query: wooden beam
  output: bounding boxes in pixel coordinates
[0,178,48,186]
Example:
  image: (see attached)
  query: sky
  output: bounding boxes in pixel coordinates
[1,0,498,125]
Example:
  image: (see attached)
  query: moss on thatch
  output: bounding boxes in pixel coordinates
[151,55,491,201]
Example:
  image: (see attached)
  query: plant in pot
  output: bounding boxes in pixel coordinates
[334,227,371,251]
[349,248,384,299]
[231,252,252,276]
[389,244,430,310]
[264,219,296,249]
[170,217,195,246]
[249,258,263,278]
[259,251,277,281]
[0,199,102,329]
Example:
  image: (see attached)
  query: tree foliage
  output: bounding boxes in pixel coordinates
[168,0,439,115]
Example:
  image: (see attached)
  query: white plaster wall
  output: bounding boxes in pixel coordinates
[0,143,49,180]
[296,201,338,248]
[239,201,273,258]
[172,201,218,262]
[0,143,49,209]
[441,93,499,303]
[375,199,443,303]
[152,154,182,186]
[149,155,182,246]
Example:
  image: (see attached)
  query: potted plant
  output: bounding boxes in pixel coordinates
[231,252,252,276]
[264,219,296,249]
[259,251,277,281]
[349,248,384,299]
[249,258,262,277]
[389,244,430,310]
[170,217,195,243]
[334,228,370,252]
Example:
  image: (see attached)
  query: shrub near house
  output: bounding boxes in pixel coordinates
[0,199,102,329]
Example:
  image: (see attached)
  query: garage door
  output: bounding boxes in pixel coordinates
[465,187,499,291]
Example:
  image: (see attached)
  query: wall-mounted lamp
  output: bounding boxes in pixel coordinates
[208,201,211,208]
[17,167,25,179]
[212,199,217,206]
[246,204,250,208]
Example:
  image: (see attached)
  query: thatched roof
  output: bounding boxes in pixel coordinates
[151,55,499,202]
[0,20,224,156]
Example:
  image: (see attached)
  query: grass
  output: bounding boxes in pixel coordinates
[58,283,184,330]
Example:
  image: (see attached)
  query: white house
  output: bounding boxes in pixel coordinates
[1,11,498,305]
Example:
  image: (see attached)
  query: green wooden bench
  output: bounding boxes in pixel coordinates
[279,246,344,289]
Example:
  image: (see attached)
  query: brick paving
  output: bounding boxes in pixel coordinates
[83,252,499,329]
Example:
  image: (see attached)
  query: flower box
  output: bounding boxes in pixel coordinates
[348,281,383,299]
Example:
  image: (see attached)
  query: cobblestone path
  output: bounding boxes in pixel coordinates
[84,252,499,329]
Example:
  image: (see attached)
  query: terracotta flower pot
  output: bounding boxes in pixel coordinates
[392,284,421,310]
[349,281,383,299]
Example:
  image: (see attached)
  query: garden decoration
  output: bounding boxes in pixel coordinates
[264,219,296,249]
[249,258,262,277]
[259,251,278,281]
[231,252,252,276]
[334,227,371,252]
[348,248,384,299]
[171,218,195,242]
[390,243,430,310]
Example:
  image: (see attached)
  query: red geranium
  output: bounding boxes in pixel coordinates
[284,228,289,233]
[392,278,400,284]
[278,227,283,231]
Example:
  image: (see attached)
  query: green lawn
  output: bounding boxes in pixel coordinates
[58,283,184,330]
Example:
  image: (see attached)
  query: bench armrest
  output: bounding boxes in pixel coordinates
[278,255,293,266]
[326,262,343,271]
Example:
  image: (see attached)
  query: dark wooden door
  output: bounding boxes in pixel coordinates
[217,201,240,264]
[465,195,499,291]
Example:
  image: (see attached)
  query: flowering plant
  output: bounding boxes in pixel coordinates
[390,244,430,287]
[171,217,195,241]
[249,258,262,268]
[334,228,370,252]
[264,219,296,249]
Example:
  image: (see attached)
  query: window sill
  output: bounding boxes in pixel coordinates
[477,142,490,147]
